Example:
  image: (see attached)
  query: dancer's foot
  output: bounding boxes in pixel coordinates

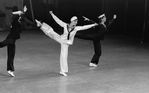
[7,70,15,77]
[60,71,67,76]
[89,63,97,67]
[35,19,42,27]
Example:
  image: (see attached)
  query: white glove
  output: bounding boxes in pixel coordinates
[83,16,90,21]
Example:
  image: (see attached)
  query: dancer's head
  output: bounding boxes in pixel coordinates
[12,6,18,12]
[98,14,106,23]
[69,16,78,28]
[12,6,22,22]
[12,5,27,15]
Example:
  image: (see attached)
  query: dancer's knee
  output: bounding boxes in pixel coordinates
[41,22,53,32]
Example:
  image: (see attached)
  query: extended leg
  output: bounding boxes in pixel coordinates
[36,20,61,43]
[0,39,13,48]
[76,33,95,40]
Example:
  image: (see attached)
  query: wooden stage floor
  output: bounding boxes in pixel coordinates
[0,30,149,93]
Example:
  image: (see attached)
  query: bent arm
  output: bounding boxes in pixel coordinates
[75,23,98,31]
[50,11,66,27]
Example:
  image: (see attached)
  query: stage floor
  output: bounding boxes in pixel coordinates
[0,30,149,93]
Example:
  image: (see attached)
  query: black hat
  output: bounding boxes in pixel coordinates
[98,14,105,19]
[12,6,18,12]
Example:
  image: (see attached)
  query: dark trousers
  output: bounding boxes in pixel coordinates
[91,40,101,64]
[76,33,102,64]
[0,38,16,71]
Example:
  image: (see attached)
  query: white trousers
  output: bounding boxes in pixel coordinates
[40,23,73,73]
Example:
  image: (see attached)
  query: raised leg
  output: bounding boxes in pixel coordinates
[36,20,61,43]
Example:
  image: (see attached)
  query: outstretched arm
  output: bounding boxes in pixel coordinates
[19,6,36,27]
[107,14,116,28]
[12,5,27,15]
[75,23,98,31]
[49,11,66,27]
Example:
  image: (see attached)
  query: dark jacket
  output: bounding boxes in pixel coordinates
[7,15,21,40]
[92,23,106,40]
[76,18,115,41]
[6,14,34,40]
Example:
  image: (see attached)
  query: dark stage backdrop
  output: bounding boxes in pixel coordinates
[24,0,149,41]
[104,0,149,40]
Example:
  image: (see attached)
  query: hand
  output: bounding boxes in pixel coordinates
[113,14,116,19]
[35,19,42,27]
[12,11,23,15]
[82,16,90,21]
[23,5,27,13]
[94,23,98,26]
[49,11,53,14]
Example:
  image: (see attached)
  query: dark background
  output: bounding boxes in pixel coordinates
[24,0,149,42]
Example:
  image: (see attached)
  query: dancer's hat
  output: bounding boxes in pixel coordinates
[70,16,78,21]
[98,14,105,19]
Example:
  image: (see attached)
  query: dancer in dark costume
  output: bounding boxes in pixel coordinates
[77,14,116,67]
[0,6,32,77]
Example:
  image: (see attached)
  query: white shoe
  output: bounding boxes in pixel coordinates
[35,19,42,27]
[89,63,97,67]
[60,71,67,76]
[8,70,15,77]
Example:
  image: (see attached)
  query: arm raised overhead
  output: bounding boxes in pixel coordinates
[49,11,66,27]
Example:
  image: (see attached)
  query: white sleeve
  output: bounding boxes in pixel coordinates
[51,13,66,27]
[75,24,96,31]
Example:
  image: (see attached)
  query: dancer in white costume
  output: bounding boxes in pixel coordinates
[35,11,98,76]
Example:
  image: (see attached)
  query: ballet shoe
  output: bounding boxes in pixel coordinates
[8,70,15,77]
[35,19,41,27]
[89,63,97,67]
[60,71,67,76]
